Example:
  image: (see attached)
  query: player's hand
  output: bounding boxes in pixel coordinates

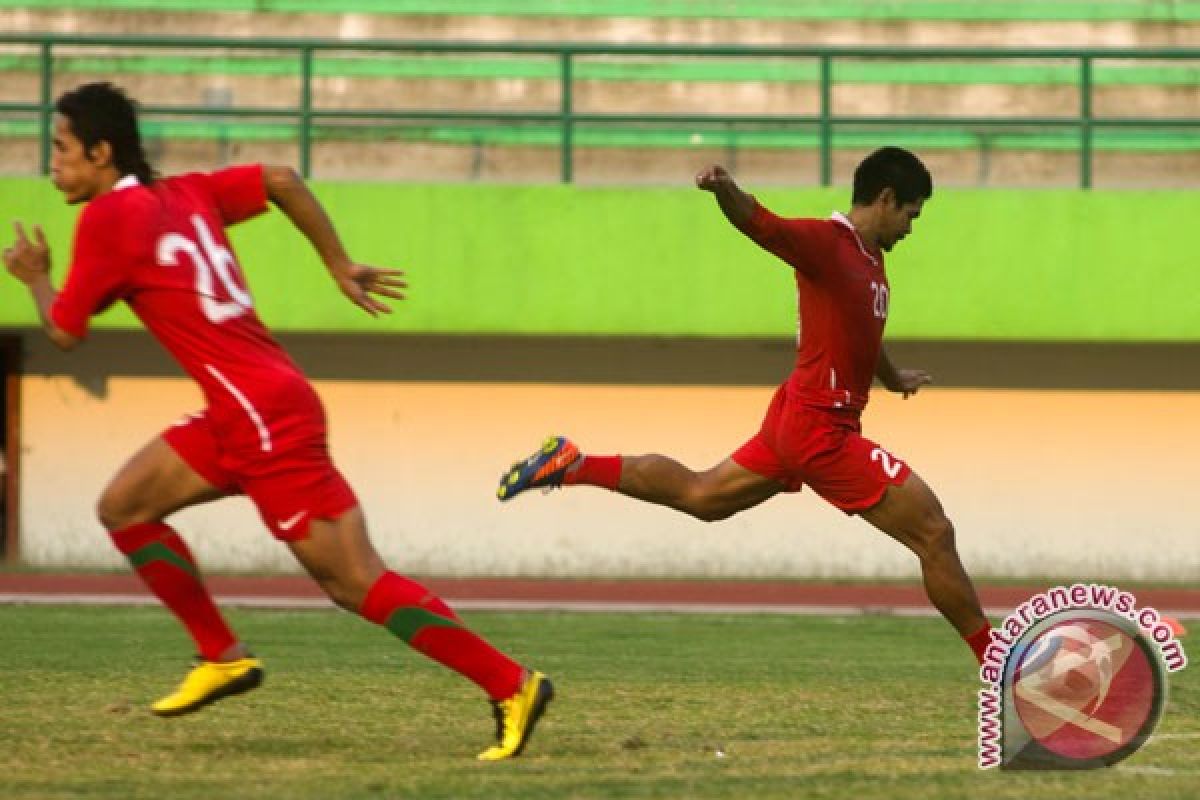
[3,222,51,286]
[332,262,407,316]
[695,164,735,192]
[889,368,933,399]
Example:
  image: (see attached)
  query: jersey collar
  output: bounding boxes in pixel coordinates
[113,174,141,192]
[830,211,879,266]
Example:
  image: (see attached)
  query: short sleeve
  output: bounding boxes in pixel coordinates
[735,201,831,280]
[204,164,268,226]
[49,201,131,339]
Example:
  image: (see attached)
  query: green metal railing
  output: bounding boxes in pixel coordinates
[1,34,1198,187]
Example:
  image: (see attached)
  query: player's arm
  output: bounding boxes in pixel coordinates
[695,164,755,228]
[696,164,825,278]
[2,222,80,350]
[261,165,406,316]
[876,346,932,399]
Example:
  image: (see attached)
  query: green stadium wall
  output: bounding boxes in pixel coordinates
[0,178,1194,341]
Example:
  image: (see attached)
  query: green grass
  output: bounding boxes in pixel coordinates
[0,606,1196,799]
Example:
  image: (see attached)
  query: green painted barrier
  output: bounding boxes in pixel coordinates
[0,178,1193,340]
[5,118,1198,152]
[3,52,1198,87]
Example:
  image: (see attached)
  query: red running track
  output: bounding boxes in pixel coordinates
[0,572,1197,618]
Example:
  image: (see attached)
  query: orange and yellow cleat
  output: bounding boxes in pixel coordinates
[496,436,581,502]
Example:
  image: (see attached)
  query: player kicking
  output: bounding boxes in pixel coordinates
[2,82,550,760]
[499,148,995,665]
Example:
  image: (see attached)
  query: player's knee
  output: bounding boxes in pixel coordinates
[913,514,956,560]
[96,490,137,532]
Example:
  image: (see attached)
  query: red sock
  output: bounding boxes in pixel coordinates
[563,455,622,489]
[965,623,994,665]
[360,571,523,700]
[110,522,238,661]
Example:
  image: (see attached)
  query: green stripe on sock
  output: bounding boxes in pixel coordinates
[383,607,463,643]
[128,541,199,579]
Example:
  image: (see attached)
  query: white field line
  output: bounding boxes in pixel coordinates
[1145,733,1200,741]
[1117,766,1179,776]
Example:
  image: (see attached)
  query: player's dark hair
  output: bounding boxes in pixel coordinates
[55,82,156,185]
[851,146,932,207]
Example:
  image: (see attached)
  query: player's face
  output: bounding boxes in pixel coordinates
[50,114,108,205]
[880,197,924,252]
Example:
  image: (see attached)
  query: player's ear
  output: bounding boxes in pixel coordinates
[876,186,896,209]
[86,139,114,169]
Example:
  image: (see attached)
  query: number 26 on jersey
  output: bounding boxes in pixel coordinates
[157,214,254,324]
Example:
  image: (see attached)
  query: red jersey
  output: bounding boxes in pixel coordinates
[51,166,319,461]
[736,202,889,412]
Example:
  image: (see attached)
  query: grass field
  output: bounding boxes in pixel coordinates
[0,606,1196,799]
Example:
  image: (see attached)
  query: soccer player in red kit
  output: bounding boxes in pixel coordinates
[499,148,994,665]
[2,82,551,760]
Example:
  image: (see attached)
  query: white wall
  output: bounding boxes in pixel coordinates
[17,370,1200,580]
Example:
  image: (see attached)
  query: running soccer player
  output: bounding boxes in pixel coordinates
[2,82,551,760]
[499,148,995,664]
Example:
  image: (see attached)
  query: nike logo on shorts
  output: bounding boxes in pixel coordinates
[277,511,308,531]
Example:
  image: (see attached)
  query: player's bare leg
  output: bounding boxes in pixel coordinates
[98,437,227,531]
[498,436,781,520]
[97,436,262,714]
[290,509,552,760]
[615,455,783,521]
[860,472,990,645]
[286,506,386,610]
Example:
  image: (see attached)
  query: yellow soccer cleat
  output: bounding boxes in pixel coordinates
[151,656,265,717]
[477,670,554,761]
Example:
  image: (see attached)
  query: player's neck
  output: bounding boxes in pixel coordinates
[844,206,884,254]
[99,169,124,194]
[86,167,124,201]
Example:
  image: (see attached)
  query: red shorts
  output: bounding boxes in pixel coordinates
[732,384,911,514]
[163,411,358,541]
